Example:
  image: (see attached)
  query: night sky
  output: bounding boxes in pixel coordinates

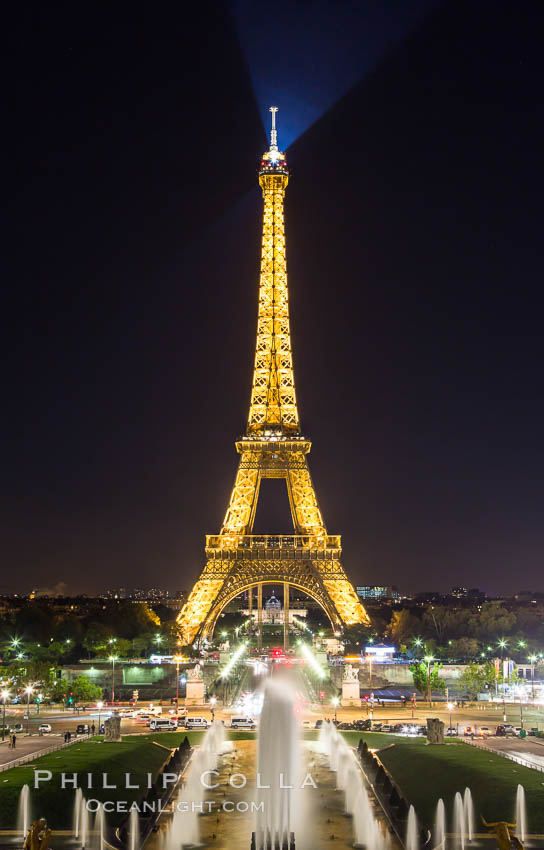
[3,2,544,596]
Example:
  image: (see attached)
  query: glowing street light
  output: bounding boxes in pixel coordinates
[109,655,118,704]
[298,642,326,679]
[25,685,33,733]
[332,696,339,723]
[424,655,434,706]
[1,689,10,742]
[220,642,248,680]
[529,654,538,700]
[447,701,454,732]
[173,654,184,707]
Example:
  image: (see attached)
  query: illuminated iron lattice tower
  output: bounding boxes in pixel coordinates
[178,108,369,645]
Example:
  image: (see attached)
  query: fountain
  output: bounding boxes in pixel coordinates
[406,805,418,850]
[17,785,32,839]
[515,784,527,843]
[95,805,106,850]
[453,792,465,850]
[128,808,139,850]
[165,720,229,850]
[434,798,446,849]
[463,788,474,842]
[254,678,298,849]
[79,794,90,849]
[73,788,83,840]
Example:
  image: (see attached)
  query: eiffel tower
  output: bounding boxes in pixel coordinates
[178,108,369,646]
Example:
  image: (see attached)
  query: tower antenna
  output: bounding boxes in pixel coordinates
[269,106,278,151]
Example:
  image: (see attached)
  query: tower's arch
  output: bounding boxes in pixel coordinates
[198,578,341,644]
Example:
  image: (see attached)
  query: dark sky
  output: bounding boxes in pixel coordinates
[3,2,544,596]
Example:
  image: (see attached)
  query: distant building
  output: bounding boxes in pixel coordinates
[451,586,468,598]
[241,591,307,625]
[356,585,399,601]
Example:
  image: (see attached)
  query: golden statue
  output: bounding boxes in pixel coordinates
[481,816,524,850]
[23,819,52,850]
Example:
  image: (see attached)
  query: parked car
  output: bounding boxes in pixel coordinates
[301,720,312,729]
[12,723,24,734]
[495,725,507,736]
[464,726,474,737]
[38,723,52,734]
[185,717,209,730]
[314,719,323,729]
[371,723,383,732]
[336,722,354,730]
[380,724,393,733]
[76,724,90,735]
[479,726,492,737]
[352,719,372,731]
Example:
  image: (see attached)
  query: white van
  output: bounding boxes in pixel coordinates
[230,717,256,730]
[149,718,177,731]
[185,717,209,730]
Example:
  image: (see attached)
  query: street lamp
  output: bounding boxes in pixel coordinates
[424,655,434,706]
[173,654,183,708]
[447,701,454,732]
[97,700,103,733]
[1,690,9,742]
[25,686,33,733]
[109,655,117,704]
[210,695,217,721]
[529,655,538,701]
[332,696,339,723]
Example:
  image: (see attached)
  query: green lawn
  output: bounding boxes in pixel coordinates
[377,740,544,834]
[0,731,207,830]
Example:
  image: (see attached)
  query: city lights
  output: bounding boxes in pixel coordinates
[298,641,326,679]
[220,642,248,679]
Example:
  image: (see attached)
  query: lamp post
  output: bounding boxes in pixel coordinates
[447,701,454,733]
[529,655,537,701]
[332,697,339,724]
[424,655,434,707]
[25,686,33,734]
[97,700,103,733]
[210,695,216,722]
[1,690,9,742]
[173,655,183,709]
[109,655,117,704]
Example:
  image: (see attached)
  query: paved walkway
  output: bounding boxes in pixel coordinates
[0,733,67,768]
[462,733,544,772]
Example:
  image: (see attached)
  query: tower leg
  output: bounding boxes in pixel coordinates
[283,582,289,650]
[248,585,253,624]
[257,583,263,652]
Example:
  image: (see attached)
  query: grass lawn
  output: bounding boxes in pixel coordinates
[377,740,544,834]
[0,731,211,830]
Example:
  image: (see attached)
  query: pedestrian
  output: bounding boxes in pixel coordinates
[91,723,96,735]
[11,734,16,749]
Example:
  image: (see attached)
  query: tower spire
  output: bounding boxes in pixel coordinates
[269,105,278,151]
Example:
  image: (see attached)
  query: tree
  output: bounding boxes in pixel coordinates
[409,661,446,704]
[448,637,479,660]
[71,675,103,702]
[459,661,497,698]
[387,610,420,646]
[477,602,516,640]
